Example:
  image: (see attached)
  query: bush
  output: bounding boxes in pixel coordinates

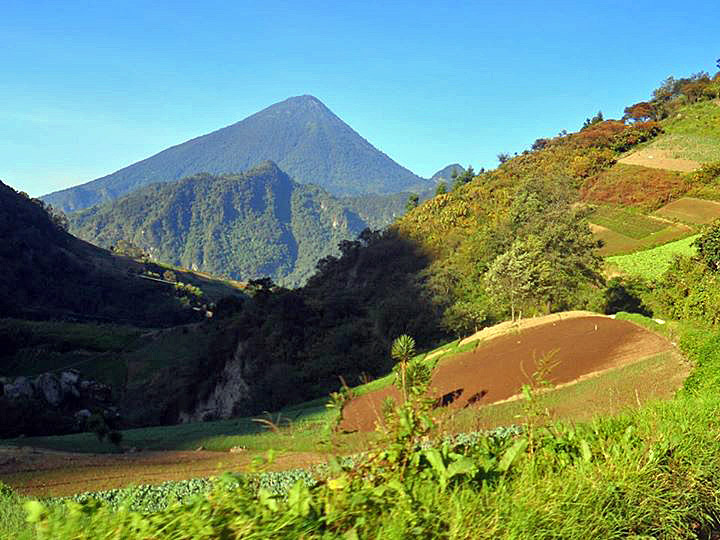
[602,277,652,316]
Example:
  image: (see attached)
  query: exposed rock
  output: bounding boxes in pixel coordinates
[75,409,92,419]
[35,373,64,406]
[4,377,35,400]
[60,370,81,398]
[178,340,252,423]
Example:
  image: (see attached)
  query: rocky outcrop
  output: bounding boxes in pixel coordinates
[0,369,116,438]
[178,340,252,423]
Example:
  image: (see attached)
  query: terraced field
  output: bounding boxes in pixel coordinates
[653,197,720,224]
[618,101,720,171]
[606,234,699,280]
[588,205,693,255]
[0,313,686,498]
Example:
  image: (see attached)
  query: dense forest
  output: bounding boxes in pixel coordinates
[68,161,387,286]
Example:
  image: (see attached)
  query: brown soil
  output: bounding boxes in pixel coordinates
[618,148,700,172]
[0,447,327,497]
[340,316,674,432]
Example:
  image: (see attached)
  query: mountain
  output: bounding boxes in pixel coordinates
[431,163,465,183]
[0,180,217,326]
[68,161,374,287]
[43,95,430,212]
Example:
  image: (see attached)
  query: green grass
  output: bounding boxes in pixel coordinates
[0,319,142,387]
[589,205,667,239]
[0,484,34,540]
[606,234,699,280]
[640,101,720,163]
[663,100,720,139]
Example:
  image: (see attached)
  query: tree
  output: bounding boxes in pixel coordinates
[452,166,475,191]
[405,193,419,213]
[497,153,511,164]
[582,111,604,129]
[485,178,603,317]
[484,236,551,320]
[623,102,655,123]
[435,181,447,196]
[391,334,416,401]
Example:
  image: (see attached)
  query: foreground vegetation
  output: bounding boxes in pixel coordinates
[1,317,717,538]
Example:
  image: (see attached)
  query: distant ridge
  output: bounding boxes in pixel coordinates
[431,164,465,183]
[68,161,372,286]
[43,95,429,212]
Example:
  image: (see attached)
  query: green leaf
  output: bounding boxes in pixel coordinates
[498,439,528,472]
[327,475,348,491]
[423,448,447,476]
[24,500,46,523]
[580,439,592,463]
[287,480,311,517]
[447,457,476,479]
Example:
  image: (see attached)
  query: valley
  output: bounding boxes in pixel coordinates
[3,63,720,538]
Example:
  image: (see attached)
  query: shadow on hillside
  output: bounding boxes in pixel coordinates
[220,228,446,414]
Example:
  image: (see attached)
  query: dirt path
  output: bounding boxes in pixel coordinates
[341,316,675,432]
[0,447,327,497]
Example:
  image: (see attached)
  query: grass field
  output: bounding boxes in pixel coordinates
[606,234,699,280]
[653,197,720,224]
[0,319,142,386]
[624,101,720,165]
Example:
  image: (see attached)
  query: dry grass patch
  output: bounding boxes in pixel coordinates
[581,164,688,209]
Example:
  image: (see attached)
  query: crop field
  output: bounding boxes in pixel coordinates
[589,206,667,239]
[0,312,685,504]
[606,234,699,280]
[445,349,687,434]
[587,205,693,255]
[581,165,689,208]
[646,134,720,164]
[653,197,720,224]
[620,101,720,167]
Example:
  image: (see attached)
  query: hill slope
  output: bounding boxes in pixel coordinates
[0,180,210,325]
[68,162,371,286]
[43,95,430,212]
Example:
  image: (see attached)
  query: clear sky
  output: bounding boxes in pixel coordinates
[1,0,718,196]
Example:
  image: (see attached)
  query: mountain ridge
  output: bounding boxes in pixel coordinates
[68,161,373,286]
[43,95,430,212]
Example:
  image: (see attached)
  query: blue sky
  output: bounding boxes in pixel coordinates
[1,0,718,196]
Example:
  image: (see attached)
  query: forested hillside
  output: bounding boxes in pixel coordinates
[68,162,375,286]
[0,181,205,326]
[42,95,430,212]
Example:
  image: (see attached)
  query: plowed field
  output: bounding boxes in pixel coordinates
[340,316,675,432]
